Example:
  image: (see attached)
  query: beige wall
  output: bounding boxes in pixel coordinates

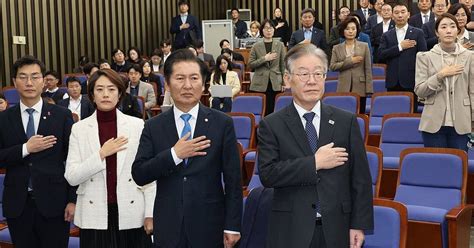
[0,0,359,86]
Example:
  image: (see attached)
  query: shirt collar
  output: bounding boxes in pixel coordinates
[304,27,313,32]
[45,87,58,93]
[181,12,188,17]
[293,100,321,121]
[20,98,43,114]
[421,10,431,17]
[70,95,82,103]
[461,29,470,40]
[396,23,408,32]
[173,103,200,122]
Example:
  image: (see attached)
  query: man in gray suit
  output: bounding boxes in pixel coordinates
[126,64,156,117]
[258,44,373,248]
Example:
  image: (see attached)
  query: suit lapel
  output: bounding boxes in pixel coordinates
[405,26,415,40]
[80,98,87,118]
[163,107,180,146]
[37,102,52,135]
[84,112,105,180]
[116,111,129,176]
[10,105,28,142]
[318,104,335,147]
[283,104,313,156]
[187,104,211,165]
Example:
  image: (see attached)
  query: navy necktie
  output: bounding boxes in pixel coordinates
[180,114,192,166]
[26,108,35,139]
[303,112,318,153]
[303,112,321,216]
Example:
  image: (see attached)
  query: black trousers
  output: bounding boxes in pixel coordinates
[309,222,326,248]
[7,193,70,248]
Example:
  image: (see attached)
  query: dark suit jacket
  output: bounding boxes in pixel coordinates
[57,95,95,120]
[201,53,215,69]
[0,102,76,218]
[371,20,395,63]
[288,28,329,53]
[234,19,248,39]
[41,89,66,104]
[231,51,245,62]
[119,93,142,119]
[422,20,437,50]
[363,14,380,36]
[408,12,435,29]
[111,60,132,73]
[132,104,242,248]
[170,14,201,49]
[258,103,373,248]
[378,26,427,89]
[355,8,376,27]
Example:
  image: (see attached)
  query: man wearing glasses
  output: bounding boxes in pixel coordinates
[257,44,373,248]
[422,0,449,49]
[0,56,76,247]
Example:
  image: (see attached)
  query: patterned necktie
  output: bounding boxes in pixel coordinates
[180,113,192,140]
[303,112,318,153]
[363,9,368,20]
[303,112,321,216]
[423,15,429,24]
[26,108,35,139]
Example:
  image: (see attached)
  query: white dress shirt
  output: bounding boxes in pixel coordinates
[396,24,409,51]
[180,12,188,24]
[421,10,431,25]
[20,98,43,157]
[293,100,321,142]
[382,20,391,33]
[376,14,383,24]
[68,95,82,120]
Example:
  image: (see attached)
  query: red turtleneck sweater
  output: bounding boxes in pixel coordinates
[97,109,118,204]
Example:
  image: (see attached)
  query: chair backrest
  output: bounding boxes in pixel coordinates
[322,92,360,113]
[326,70,339,80]
[357,114,369,144]
[324,79,338,93]
[136,96,146,120]
[395,148,467,211]
[2,86,20,107]
[364,198,408,248]
[366,146,383,198]
[380,113,423,159]
[232,93,266,124]
[274,92,292,112]
[229,112,256,150]
[153,73,165,96]
[372,64,387,79]
[372,79,387,93]
[369,92,414,134]
[240,186,274,248]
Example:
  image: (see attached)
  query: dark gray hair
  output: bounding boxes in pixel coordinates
[284,44,328,73]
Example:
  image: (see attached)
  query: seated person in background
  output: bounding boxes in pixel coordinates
[57,76,95,122]
[195,39,215,70]
[231,8,248,39]
[149,50,163,73]
[160,39,173,66]
[41,70,66,103]
[209,55,241,112]
[98,58,111,69]
[0,93,8,111]
[119,92,143,119]
[247,21,261,38]
[73,55,89,73]
[82,62,100,94]
[140,60,163,105]
[126,64,156,115]
[111,48,132,73]
[219,39,245,62]
[127,47,144,65]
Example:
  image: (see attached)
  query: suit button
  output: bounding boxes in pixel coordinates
[317,176,321,183]
[89,200,93,204]
[128,178,132,182]
[90,179,93,182]
[130,200,134,204]
[183,177,187,182]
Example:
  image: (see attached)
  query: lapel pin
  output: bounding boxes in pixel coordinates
[204,118,208,122]
[43,116,46,120]
[329,120,335,125]
[47,111,51,116]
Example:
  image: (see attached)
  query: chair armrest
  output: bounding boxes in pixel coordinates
[446,204,474,248]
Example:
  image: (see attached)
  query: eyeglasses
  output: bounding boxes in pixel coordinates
[263,26,274,31]
[16,74,43,83]
[434,4,446,8]
[291,71,326,82]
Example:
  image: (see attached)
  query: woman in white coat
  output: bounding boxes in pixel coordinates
[65,69,156,247]
[209,55,241,112]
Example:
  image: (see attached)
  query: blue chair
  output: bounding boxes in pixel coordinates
[326,70,339,80]
[366,146,382,197]
[274,93,292,112]
[372,64,386,79]
[394,148,472,248]
[364,198,408,248]
[324,80,338,93]
[232,93,266,125]
[69,237,80,247]
[357,114,369,144]
[246,152,262,191]
[379,113,423,170]
[136,96,146,120]
[2,86,20,107]
[240,186,273,248]
[369,92,413,135]
[229,112,256,150]
[322,92,360,114]
[153,73,165,96]
[365,79,387,113]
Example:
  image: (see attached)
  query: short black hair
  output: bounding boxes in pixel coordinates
[83,62,99,75]
[128,46,141,58]
[88,69,126,106]
[231,8,239,13]
[44,70,61,80]
[432,0,449,8]
[12,55,46,79]
[259,19,275,35]
[301,8,315,18]
[65,76,82,87]
[194,39,204,48]
[0,93,6,101]
[338,16,361,38]
[219,39,230,48]
[220,48,233,56]
[448,3,471,24]
[79,56,89,66]
[127,63,143,74]
[111,48,124,57]
[98,58,110,65]
[160,39,172,48]
[163,49,208,85]
[178,1,189,7]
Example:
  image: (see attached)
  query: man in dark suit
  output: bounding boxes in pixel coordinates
[378,3,427,94]
[0,55,76,248]
[132,49,242,248]
[408,0,435,28]
[231,8,248,39]
[371,3,395,63]
[356,0,376,28]
[110,48,131,73]
[170,1,201,50]
[219,39,245,62]
[288,8,329,54]
[422,0,449,49]
[57,76,95,121]
[194,39,215,70]
[258,44,373,248]
[363,0,385,36]
[80,62,99,95]
[41,71,66,103]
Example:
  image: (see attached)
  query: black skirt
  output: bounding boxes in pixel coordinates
[80,203,153,248]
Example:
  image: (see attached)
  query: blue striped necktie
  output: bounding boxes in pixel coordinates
[180,113,192,166]
[26,108,35,138]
